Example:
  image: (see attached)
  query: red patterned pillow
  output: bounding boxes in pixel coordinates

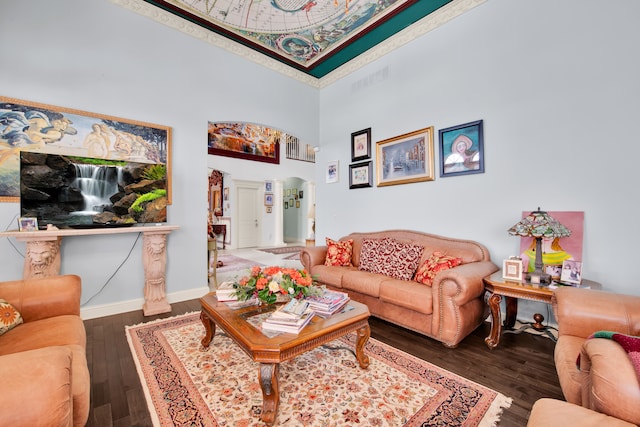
[324,238,354,266]
[359,238,424,281]
[414,251,464,286]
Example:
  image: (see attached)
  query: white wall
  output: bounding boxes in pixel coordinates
[0,0,318,312]
[1,0,639,320]
[317,0,640,299]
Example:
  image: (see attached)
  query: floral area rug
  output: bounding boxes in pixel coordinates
[216,254,263,273]
[126,313,511,427]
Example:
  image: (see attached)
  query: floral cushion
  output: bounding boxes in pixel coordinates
[358,238,424,281]
[0,299,23,336]
[324,238,354,266]
[414,251,464,286]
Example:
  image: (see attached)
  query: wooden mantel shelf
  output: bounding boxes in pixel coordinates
[0,224,179,239]
[0,224,180,316]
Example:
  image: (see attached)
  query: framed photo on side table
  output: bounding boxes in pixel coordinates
[439,120,484,178]
[561,260,582,284]
[502,258,523,281]
[351,128,371,161]
[349,161,373,189]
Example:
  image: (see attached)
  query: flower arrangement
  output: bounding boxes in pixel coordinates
[234,266,321,305]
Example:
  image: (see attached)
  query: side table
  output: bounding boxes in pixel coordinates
[482,271,601,349]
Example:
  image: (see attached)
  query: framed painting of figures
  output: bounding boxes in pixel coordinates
[0,96,172,202]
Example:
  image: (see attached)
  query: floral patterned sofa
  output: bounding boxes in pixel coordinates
[300,230,499,347]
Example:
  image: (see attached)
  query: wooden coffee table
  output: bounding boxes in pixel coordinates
[199,293,371,425]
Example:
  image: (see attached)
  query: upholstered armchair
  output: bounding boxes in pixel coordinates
[0,275,90,427]
[551,286,640,425]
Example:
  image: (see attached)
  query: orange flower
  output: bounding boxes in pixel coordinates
[256,277,268,290]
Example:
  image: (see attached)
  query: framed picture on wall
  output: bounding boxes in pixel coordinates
[349,161,373,189]
[376,127,434,187]
[265,181,273,193]
[264,194,273,206]
[351,128,371,162]
[326,160,339,183]
[439,120,484,178]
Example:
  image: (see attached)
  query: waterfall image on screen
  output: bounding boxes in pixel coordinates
[20,152,167,228]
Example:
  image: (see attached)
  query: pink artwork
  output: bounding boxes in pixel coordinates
[518,211,585,271]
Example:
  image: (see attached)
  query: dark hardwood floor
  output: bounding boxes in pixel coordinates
[84,300,563,426]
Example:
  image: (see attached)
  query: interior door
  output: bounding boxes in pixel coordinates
[237,184,260,248]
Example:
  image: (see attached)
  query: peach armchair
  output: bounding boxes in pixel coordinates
[551,286,640,425]
[0,275,90,427]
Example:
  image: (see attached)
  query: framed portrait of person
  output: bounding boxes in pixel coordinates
[561,260,583,285]
[439,120,484,178]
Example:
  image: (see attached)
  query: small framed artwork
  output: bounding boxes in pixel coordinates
[299,190,303,199]
[289,198,294,206]
[561,260,582,284]
[18,217,38,231]
[349,161,373,189]
[502,258,523,281]
[326,160,339,183]
[545,264,563,281]
[266,206,272,213]
[223,187,229,201]
[439,120,484,178]
[265,181,273,193]
[295,200,300,208]
[351,127,371,162]
[264,194,273,206]
[284,201,288,209]
[376,127,434,187]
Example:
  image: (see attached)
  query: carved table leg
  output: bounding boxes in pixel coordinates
[504,296,518,328]
[259,363,279,425]
[355,324,371,368]
[485,292,502,349]
[200,311,216,348]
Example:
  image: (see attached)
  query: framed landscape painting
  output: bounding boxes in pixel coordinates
[376,127,434,187]
[0,96,172,202]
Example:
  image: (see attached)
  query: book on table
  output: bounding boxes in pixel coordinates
[305,289,350,317]
[261,300,316,334]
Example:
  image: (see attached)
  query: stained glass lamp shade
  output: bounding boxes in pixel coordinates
[508,208,571,283]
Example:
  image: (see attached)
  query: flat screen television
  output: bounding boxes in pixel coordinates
[20,151,167,229]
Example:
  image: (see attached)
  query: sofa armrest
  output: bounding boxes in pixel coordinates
[0,275,81,322]
[300,246,328,272]
[552,287,640,339]
[579,338,640,425]
[434,261,499,303]
[527,398,636,427]
[0,346,74,427]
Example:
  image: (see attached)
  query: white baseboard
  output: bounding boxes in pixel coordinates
[80,285,210,320]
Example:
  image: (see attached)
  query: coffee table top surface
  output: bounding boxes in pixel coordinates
[200,293,370,361]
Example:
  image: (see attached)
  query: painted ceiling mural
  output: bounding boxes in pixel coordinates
[156,0,405,65]
[143,0,455,77]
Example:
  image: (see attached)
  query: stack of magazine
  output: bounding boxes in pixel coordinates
[305,289,350,317]
[262,299,316,334]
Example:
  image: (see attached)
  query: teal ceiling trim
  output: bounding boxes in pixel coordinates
[309,0,453,78]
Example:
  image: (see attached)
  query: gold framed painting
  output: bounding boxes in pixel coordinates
[0,96,172,203]
[376,127,434,187]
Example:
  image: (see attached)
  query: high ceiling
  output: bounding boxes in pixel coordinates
[114,0,483,86]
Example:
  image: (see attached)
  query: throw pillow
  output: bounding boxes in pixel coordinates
[358,238,385,273]
[324,238,354,266]
[358,238,424,281]
[415,251,464,286]
[0,299,23,336]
